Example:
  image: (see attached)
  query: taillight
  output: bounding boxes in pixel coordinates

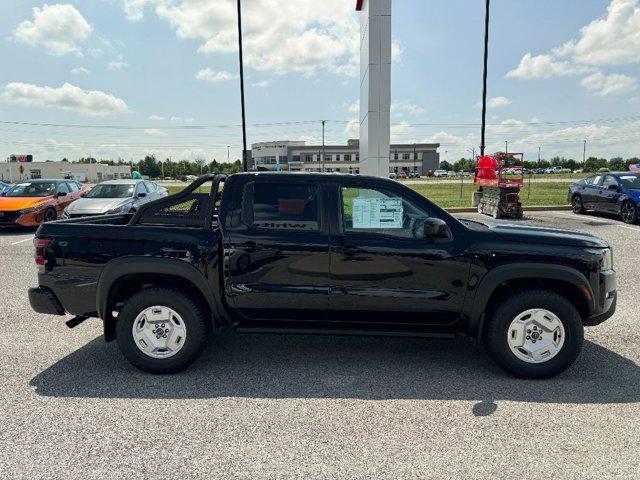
[34,238,52,272]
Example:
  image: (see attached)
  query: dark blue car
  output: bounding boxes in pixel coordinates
[568,172,640,224]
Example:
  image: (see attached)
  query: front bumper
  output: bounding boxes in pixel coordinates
[28,286,66,315]
[0,210,43,227]
[584,269,617,326]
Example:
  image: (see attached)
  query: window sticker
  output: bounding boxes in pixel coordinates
[352,197,403,228]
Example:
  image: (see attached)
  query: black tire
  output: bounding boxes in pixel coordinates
[115,287,209,374]
[572,194,586,214]
[620,201,637,224]
[483,289,584,379]
[43,208,57,222]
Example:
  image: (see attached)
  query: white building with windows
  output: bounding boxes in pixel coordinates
[0,161,131,183]
[250,139,440,175]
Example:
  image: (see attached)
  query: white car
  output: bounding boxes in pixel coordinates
[433,170,449,177]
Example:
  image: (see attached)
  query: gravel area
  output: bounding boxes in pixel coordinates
[0,211,638,479]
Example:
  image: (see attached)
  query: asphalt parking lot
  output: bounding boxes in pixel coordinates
[0,211,639,479]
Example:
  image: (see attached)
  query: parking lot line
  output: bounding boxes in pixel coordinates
[615,224,640,233]
[10,236,35,245]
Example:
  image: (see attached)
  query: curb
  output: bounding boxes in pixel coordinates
[445,205,572,213]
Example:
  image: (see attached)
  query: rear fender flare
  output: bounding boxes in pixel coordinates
[97,256,218,337]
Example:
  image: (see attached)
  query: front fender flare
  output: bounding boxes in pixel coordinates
[464,263,595,338]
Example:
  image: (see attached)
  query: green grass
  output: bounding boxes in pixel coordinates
[407,182,570,208]
[168,181,571,210]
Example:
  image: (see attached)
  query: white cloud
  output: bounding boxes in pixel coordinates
[88,48,104,57]
[506,53,591,79]
[122,0,152,21]
[195,69,239,82]
[566,0,640,67]
[170,116,195,123]
[487,96,512,108]
[70,67,91,75]
[118,0,402,77]
[391,100,425,116]
[1,82,129,116]
[344,119,359,136]
[346,100,359,114]
[143,128,167,137]
[390,121,414,138]
[507,0,640,84]
[106,56,128,70]
[581,71,638,96]
[148,114,165,121]
[251,80,269,88]
[12,4,92,56]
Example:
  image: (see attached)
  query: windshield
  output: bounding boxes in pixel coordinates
[5,182,57,197]
[85,184,134,198]
[618,174,640,190]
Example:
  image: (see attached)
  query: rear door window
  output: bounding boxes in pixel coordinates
[247,182,319,231]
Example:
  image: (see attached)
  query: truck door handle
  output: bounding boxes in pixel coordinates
[241,241,258,253]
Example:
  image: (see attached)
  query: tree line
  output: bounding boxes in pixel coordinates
[69,155,243,178]
[439,156,640,173]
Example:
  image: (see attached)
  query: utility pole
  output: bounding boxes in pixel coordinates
[583,139,586,164]
[237,0,248,172]
[538,146,541,163]
[227,146,230,163]
[321,120,326,173]
[480,0,490,157]
[505,140,508,154]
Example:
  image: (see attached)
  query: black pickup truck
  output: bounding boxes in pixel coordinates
[29,173,617,378]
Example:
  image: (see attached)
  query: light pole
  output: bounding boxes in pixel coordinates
[321,120,326,172]
[237,0,248,172]
[583,139,586,164]
[480,0,490,157]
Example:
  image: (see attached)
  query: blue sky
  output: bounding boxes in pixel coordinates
[0,0,638,163]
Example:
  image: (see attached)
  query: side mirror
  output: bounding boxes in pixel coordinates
[81,192,86,197]
[136,192,147,198]
[422,218,453,243]
[57,191,67,197]
[608,184,621,191]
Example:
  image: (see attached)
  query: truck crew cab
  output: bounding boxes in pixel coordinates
[29,173,617,378]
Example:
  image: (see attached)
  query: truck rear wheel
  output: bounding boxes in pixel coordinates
[115,287,209,373]
[483,289,583,379]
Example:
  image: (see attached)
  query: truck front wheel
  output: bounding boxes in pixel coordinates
[483,289,584,379]
[115,287,209,373]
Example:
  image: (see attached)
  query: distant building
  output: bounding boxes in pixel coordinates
[0,161,131,183]
[250,139,440,175]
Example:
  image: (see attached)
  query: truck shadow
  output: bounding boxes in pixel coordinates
[30,333,640,412]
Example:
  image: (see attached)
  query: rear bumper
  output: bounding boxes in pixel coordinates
[28,286,66,315]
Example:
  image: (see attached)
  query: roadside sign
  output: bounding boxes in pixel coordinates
[18,165,25,174]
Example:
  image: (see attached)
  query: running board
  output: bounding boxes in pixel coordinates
[235,327,456,339]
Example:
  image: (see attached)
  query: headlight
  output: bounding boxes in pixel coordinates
[105,203,130,215]
[19,204,45,215]
[601,248,613,271]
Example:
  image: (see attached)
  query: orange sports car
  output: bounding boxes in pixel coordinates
[0,179,89,227]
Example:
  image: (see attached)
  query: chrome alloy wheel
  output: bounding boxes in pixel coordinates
[506,308,565,364]
[132,306,187,359]
[621,202,636,223]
